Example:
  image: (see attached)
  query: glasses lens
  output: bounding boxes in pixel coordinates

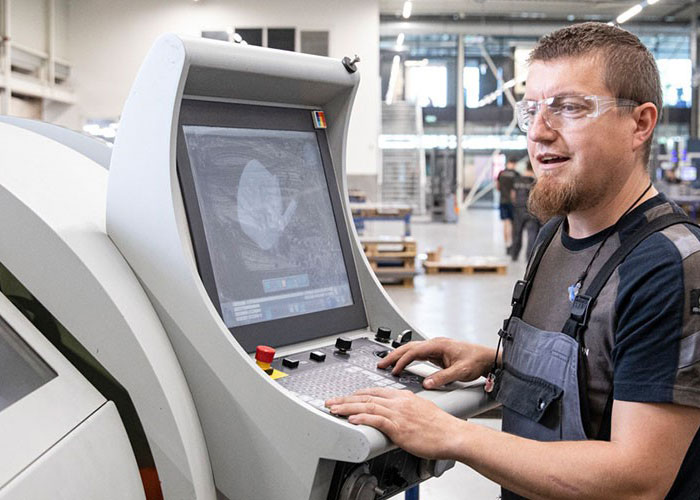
[516,101,535,132]
[546,96,595,129]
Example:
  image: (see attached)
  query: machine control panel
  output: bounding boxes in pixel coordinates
[269,337,424,412]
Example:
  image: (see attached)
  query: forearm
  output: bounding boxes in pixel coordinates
[446,420,666,500]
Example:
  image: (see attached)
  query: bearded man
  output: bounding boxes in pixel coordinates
[327,22,700,499]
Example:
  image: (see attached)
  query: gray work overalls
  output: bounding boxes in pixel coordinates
[491,212,691,500]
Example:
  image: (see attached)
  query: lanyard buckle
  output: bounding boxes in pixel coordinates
[511,280,529,305]
[570,294,592,325]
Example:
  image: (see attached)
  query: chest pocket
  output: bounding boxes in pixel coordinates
[495,365,563,424]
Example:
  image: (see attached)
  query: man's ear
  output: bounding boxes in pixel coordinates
[632,103,658,151]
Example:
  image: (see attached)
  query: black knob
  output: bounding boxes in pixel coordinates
[342,54,360,73]
[335,337,353,353]
[392,330,413,349]
[375,327,391,344]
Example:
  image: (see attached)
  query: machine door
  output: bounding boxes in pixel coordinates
[0,293,145,499]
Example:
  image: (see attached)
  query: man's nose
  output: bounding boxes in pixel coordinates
[527,109,557,143]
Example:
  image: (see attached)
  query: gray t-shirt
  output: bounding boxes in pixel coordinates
[521,194,700,497]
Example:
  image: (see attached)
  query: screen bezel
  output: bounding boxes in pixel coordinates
[177,99,367,352]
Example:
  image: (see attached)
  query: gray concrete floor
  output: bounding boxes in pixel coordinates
[363,208,534,499]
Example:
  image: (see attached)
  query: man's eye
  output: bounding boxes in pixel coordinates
[553,101,587,114]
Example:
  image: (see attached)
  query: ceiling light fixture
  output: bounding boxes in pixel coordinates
[402,1,412,19]
[616,3,643,24]
[396,32,405,46]
[614,0,662,25]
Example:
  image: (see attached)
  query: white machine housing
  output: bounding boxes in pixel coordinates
[107,35,494,499]
[0,122,215,499]
[0,292,144,500]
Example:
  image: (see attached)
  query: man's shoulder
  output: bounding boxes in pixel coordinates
[622,211,700,268]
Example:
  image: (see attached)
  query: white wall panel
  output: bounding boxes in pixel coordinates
[55,0,70,60]
[67,0,381,175]
[11,0,47,53]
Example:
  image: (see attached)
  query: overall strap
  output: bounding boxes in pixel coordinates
[559,211,696,440]
[508,216,564,321]
[562,212,695,340]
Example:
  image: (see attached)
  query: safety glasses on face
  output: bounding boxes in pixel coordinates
[516,95,640,133]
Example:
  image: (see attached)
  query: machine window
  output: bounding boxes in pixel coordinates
[0,314,56,413]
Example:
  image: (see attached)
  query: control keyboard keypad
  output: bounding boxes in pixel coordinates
[272,337,424,412]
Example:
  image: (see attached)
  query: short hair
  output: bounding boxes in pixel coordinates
[529,22,661,166]
[506,156,519,165]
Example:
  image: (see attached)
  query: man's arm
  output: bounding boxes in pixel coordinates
[454,400,700,499]
[327,391,700,500]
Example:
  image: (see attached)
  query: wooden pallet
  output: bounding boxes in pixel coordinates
[350,203,413,218]
[380,277,414,287]
[361,236,417,259]
[423,256,508,275]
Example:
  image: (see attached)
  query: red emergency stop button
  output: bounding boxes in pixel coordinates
[256,345,275,364]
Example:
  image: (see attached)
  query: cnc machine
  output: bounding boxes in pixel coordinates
[107,35,494,500]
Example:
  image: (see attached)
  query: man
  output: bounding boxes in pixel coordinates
[497,157,520,253]
[326,22,700,498]
[510,162,541,262]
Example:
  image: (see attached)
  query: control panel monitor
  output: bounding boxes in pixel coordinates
[177,100,367,352]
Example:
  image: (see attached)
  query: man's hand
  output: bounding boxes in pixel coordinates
[377,338,495,389]
[325,387,463,459]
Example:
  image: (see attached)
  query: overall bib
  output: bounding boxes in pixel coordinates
[491,213,693,500]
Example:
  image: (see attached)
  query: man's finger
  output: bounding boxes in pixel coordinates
[325,387,398,407]
[376,342,415,369]
[347,413,394,435]
[329,400,394,419]
[423,364,463,389]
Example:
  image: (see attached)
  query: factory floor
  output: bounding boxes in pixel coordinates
[364,207,532,499]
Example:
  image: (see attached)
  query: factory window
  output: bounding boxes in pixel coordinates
[268,28,295,51]
[463,66,481,108]
[405,64,447,108]
[235,28,263,47]
[657,59,692,108]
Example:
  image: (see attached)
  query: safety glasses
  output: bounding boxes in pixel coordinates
[516,95,640,133]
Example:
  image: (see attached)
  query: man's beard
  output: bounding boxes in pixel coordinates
[527,169,606,222]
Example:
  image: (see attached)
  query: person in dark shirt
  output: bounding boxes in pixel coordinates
[496,158,520,253]
[327,22,700,499]
[510,162,541,261]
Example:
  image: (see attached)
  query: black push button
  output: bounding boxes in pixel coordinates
[375,327,392,343]
[335,337,352,353]
[374,350,389,358]
[310,351,326,362]
[282,358,299,369]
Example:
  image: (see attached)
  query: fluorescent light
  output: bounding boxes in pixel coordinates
[617,3,643,24]
[402,1,412,19]
[396,32,405,46]
[386,55,401,105]
[647,0,660,4]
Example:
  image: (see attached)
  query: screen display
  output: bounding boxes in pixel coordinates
[183,126,354,328]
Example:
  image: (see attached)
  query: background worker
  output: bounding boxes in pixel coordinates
[496,157,520,254]
[510,162,541,261]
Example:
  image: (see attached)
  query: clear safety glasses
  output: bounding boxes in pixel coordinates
[515,95,640,133]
